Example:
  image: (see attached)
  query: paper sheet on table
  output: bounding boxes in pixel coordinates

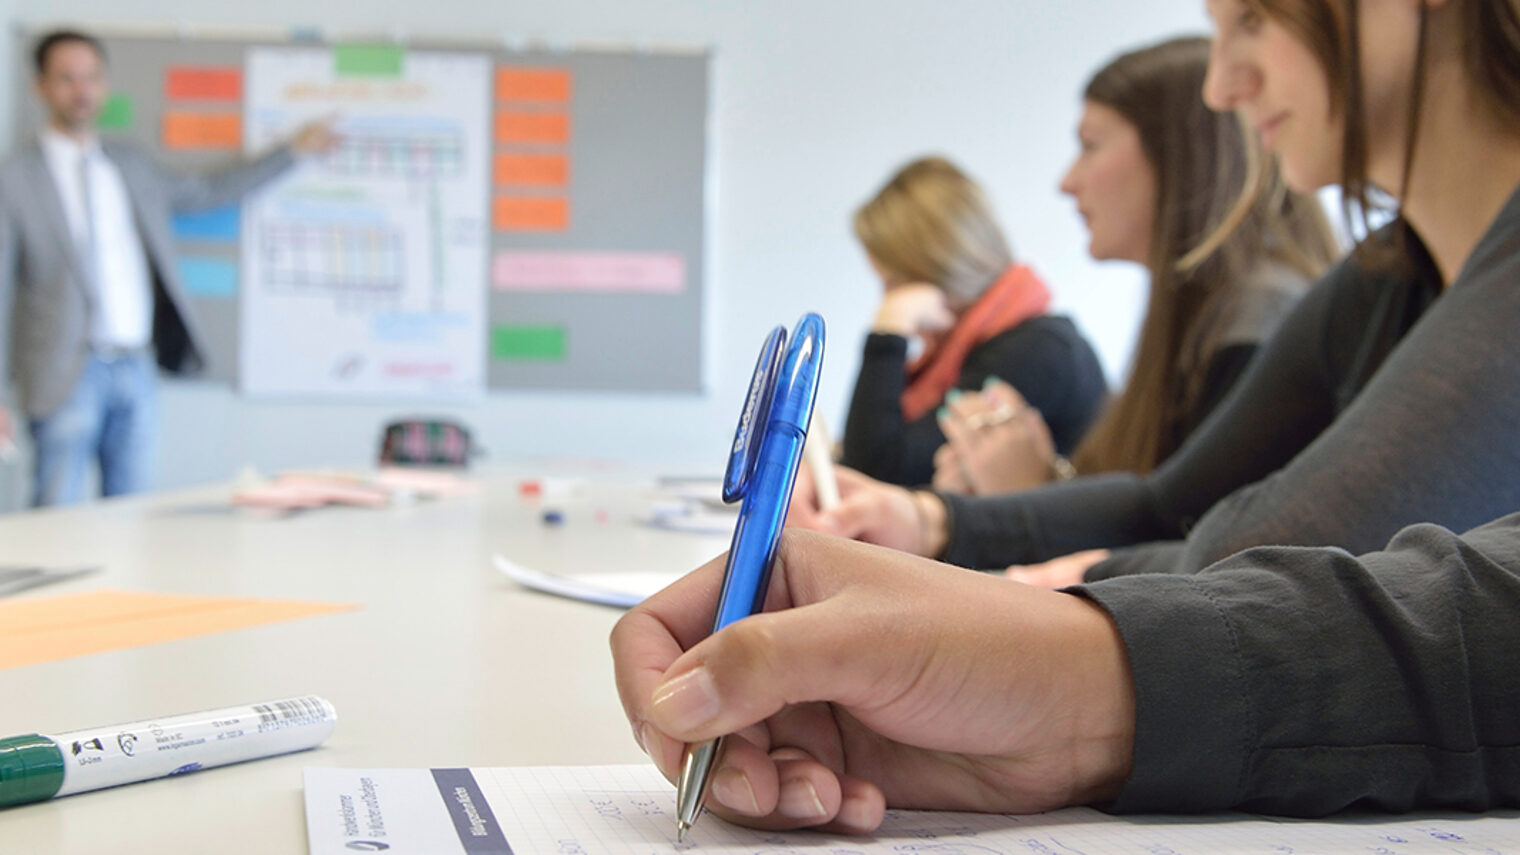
[0,589,356,670]
[494,555,679,608]
[304,764,1520,855]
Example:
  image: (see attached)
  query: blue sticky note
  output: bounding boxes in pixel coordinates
[172,205,241,243]
[177,256,238,299]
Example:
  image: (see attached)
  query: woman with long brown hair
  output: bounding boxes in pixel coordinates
[616,0,1520,826]
[932,36,1339,496]
[839,156,1107,487]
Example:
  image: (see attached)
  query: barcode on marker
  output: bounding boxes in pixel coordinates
[251,697,328,727]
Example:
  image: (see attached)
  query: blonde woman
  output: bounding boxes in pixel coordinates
[841,156,1106,487]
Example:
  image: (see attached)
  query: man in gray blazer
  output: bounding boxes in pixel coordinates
[0,30,333,506]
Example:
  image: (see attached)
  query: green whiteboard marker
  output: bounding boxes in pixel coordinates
[0,696,336,807]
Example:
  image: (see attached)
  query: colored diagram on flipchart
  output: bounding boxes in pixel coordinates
[239,46,490,398]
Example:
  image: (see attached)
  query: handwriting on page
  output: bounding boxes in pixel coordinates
[470,766,1518,855]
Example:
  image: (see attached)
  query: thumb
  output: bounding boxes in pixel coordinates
[643,604,837,742]
[644,532,907,742]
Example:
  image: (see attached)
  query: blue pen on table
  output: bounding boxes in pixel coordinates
[674,313,826,841]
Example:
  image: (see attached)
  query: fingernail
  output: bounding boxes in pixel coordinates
[637,721,656,756]
[633,721,648,754]
[936,407,949,421]
[983,375,1003,390]
[838,794,875,830]
[778,778,828,820]
[946,390,963,403]
[651,667,721,732]
[710,766,762,815]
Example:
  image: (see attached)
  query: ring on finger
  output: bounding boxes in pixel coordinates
[962,403,1023,430]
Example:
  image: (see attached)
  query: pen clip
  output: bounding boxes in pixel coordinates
[723,326,787,504]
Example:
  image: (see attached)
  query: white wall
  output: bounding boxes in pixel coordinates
[5,0,1210,494]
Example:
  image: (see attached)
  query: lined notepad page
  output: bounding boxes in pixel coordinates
[479,765,1518,854]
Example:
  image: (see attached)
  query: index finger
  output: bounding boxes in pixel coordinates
[938,404,980,459]
[610,544,806,753]
[612,553,725,729]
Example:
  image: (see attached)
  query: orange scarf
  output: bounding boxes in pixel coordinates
[900,264,1052,422]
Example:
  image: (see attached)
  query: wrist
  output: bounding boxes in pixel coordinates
[870,310,911,337]
[910,490,950,558]
[1057,595,1136,803]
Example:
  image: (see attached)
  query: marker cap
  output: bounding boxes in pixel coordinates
[0,734,64,807]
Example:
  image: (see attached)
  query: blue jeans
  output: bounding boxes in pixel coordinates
[28,351,158,507]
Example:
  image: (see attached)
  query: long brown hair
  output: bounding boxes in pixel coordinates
[1239,0,1520,244]
[1070,37,1339,476]
[853,157,1015,306]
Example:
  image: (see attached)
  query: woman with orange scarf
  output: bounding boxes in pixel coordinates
[840,156,1107,487]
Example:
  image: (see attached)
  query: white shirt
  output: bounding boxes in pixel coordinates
[39,128,153,349]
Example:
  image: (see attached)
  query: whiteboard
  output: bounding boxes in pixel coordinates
[9,27,709,396]
[239,47,490,398]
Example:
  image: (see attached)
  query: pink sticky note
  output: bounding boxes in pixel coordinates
[493,252,686,294]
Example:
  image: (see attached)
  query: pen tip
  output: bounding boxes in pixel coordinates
[677,821,689,842]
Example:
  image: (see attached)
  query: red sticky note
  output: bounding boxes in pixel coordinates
[494,153,570,187]
[493,197,570,232]
[163,112,242,150]
[494,112,570,145]
[496,67,572,103]
[166,66,243,102]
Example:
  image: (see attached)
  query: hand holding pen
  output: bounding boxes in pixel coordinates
[610,528,1137,835]
[610,313,1134,837]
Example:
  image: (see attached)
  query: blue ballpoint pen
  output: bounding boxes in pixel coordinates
[674,313,826,841]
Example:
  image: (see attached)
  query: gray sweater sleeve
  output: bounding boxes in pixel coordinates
[1097,195,1520,577]
[1075,512,1520,814]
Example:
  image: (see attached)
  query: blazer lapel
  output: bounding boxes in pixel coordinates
[22,142,93,296]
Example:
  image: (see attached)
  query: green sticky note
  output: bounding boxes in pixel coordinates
[97,93,134,130]
[334,44,405,76]
[492,325,567,362]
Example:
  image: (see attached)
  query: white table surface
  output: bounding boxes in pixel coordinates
[0,468,732,854]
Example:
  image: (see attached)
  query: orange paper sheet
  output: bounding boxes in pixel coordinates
[494,112,570,145]
[166,66,243,102]
[0,589,356,670]
[493,196,570,232]
[494,153,570,187]
[495,67,572,103]
[163,112,242,150]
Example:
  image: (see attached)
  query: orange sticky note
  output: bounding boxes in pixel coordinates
[166,66,243,102]
[0,589,356,670]
[493,196,570,232]
[494,153,570,187]
[495,67,572,103]
[494,112,570,145]
[163,112,243,150]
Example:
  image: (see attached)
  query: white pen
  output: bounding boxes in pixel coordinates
[803,411,840,511]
